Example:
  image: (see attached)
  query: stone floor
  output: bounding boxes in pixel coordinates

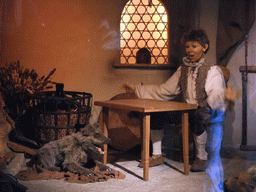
[3,145,256,192]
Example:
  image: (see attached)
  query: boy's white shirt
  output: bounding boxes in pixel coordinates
[135,64,226,111]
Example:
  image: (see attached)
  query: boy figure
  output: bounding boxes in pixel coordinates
[123,29,226,172]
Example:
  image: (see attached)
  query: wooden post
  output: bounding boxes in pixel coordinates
[102,107,109,165]
[239,66,256,151]
[182,112,189,175]
[141,113,150,181]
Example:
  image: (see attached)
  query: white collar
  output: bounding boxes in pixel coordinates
[183,57,205,67]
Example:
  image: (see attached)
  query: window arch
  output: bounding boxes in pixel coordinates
[120,0,168,66]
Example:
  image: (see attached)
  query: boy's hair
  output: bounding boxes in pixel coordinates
[181,29,210,54]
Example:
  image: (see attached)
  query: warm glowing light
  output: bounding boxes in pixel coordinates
[162,15,167,22]
[127,6,136,14]
[162,48,168,55]
[147,40,155,47]
[137,23,145,30]
[120,0,168,65]
[142,31,150,39]
[157,23,165,30]
[123,15,130,22]
[133,0,140,5]
[147,23,155,31]
[121,57,126,63]
[153,48,160,56]
[123,48,131,56]
[123,31,131,39]
[142,15,150,22]
[133,49,139,55]
[153,15,160,22]
[137,6,146,14]
[128,57,136,64]
[128,40,136,48]
[151,57,156,63]
[120,40,126,47]
[138,40,146,48]
[157,6,165,14]
[142,0,148,4]
[120,23,125,31]
[157,40,165,47]
[147,7,155,14]
[133,31,141,39]
[153,31,160,39]
[153,0,160,5]
[127,23,136,31]
[132,14,141,22]
[162,31,167,39]
[158,57,165,64]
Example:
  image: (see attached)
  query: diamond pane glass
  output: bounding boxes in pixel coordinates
[120,0,168,65]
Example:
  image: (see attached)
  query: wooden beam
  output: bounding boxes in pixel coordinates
[7,141,38,155]
[239,66,256,73]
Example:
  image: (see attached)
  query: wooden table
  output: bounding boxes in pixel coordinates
[94,99,197,181]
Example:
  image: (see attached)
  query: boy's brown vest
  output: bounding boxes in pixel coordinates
[179,61,213,108]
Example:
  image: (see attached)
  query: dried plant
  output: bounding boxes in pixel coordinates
[0,61,56,120]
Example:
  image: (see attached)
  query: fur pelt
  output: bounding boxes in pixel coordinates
[224,164,256,192]
[0,92,15,163]
[27,123,111,176]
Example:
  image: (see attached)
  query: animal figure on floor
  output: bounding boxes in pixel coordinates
[224,164,256,192]
[27,123,111,176]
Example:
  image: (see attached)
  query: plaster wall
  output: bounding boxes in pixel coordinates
[200,0,256,147]
[1,0,172,123]
[1,0,256,147]
[224,20,256,147]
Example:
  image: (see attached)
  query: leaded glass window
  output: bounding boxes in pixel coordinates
[120,0,168,65]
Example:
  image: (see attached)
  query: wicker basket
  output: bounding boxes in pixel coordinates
[31,91,92,145]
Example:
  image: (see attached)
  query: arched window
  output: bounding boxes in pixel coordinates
[120,0,168,67]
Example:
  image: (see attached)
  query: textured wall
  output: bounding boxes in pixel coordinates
[1,0,255,147]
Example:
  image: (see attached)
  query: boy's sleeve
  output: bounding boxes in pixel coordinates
[205,66,226,111]
[135,67,182,100]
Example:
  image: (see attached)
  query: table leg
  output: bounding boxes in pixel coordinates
[182,112,189,175]
[102,107,109,165]
[141,113,150,181]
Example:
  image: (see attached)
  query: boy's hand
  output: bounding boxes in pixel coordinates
[225,84,241,102]
[122,83,135,93]
[225,84,241,111]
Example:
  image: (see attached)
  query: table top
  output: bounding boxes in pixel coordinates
[94,99,197,113]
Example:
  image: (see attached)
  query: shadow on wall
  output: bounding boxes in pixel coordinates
[223,106,237,147]
[223,100,256,148]
[222,70,242,148]
[247,101,256,145]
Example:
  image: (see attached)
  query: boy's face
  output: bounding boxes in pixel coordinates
[184,41,208,62]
